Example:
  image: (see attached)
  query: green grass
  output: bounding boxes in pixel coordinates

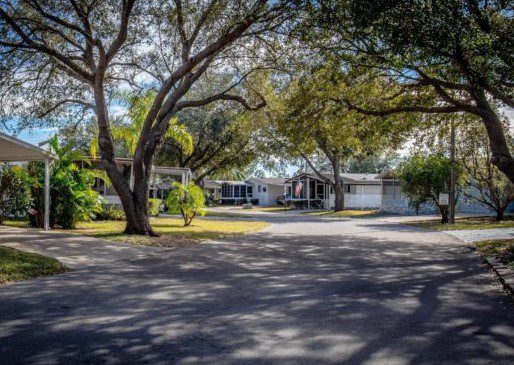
[476,239,514,270]
[406,216,514,231]
[0,246,66,284]
[3,219,30,228]
[305,209,381,218]
[252,206,292,212]
[72,217,269,246]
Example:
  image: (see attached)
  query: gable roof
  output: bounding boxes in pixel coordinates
[286,172,381,185]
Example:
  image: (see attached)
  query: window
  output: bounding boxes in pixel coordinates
[221,185,233,198]
[234,185,240,198]
[258,185,261,193]
[263,186,267,193]
[346,184,351,193]
[240,185,247,198]
[247,186,253,197]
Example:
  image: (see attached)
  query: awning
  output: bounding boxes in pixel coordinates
[0,131,53,230]
[0,131,53,161]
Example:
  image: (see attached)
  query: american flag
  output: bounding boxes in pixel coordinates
[294,182,303,197]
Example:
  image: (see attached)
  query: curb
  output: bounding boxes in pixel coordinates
[479,253,514,298]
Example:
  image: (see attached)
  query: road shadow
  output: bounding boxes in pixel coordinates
[0,225,513,364]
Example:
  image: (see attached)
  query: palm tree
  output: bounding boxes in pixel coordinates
[90,92,193,158]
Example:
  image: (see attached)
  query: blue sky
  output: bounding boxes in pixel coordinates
[16,127,58,146]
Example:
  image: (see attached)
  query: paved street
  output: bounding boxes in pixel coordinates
[0,215,513,364]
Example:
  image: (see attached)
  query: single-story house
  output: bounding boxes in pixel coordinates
[202,177,288,206]
[90,157,192,205]
[285,172,382,210]
[246,177,288,206]
[212,180,255,205]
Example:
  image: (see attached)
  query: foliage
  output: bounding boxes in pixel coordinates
[343,151,401,173]
[155,96,268,183]
[0,246,66,284]
[272,63,413,210]
[148,198,162,217]
[166,183,206,226]
[29,136,103,229]
[0,166,31,224]
[309,0,514,183]
[90,92,194,158]
[96,205,126,221]
[398,153,461,223]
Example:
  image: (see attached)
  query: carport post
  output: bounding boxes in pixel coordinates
[44,158,50,231]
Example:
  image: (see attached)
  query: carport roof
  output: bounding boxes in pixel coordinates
[0,131,53,162]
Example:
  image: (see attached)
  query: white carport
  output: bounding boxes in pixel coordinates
[0,132,53,230]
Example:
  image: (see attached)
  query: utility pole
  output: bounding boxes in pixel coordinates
[449,119,456,224]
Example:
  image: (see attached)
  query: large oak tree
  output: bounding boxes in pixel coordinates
[0,0,296,235]
[310,0,514,184]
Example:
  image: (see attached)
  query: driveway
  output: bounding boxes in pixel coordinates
[0,216,513,364]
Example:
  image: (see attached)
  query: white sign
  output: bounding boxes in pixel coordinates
[439,193,449,206]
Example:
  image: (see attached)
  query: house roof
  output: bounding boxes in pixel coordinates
[214,180,251,186]
[341,173,381,184]
[286,172,381,185]
[247,177,288,186]
[0,131,54,161]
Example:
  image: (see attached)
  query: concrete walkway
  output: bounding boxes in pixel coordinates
[442,227,514,243]
[1,216,514,364]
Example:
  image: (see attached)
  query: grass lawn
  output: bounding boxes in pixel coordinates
[73,217,269,246]
[0,246,66,284]
[476,239,514,270]
[406,216,514,231]
[305,210,381,218]
[252,206,292,212]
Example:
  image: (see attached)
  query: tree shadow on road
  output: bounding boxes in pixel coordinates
[0,226,513,364]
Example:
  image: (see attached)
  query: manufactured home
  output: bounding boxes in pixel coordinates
[285,172,382,210]
[90,158,192,205]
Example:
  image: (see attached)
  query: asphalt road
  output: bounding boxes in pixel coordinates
[0,215,513,364]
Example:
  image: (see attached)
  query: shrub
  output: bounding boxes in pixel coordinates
[148,198,162,217]
[96,204,126,221]
[166,182,206,226]
[250,198,259,205]
[28,136,103,229]
[0,167,31,224]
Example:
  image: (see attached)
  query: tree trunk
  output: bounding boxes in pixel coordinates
[474,89,514,184]
[333,181,345,212]
[332,156,345,212]
[495,208,505,221]
[93,76,157,236]
[439,205,449,224]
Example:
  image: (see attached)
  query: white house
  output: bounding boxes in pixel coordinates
[246,177,288,206]
[285,172,382,210]
[203,177,288,206]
